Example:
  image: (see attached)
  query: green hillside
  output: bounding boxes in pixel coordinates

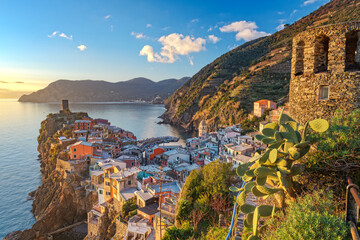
[161,0,360,132]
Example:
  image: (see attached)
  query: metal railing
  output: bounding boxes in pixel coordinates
[346,177,360,240]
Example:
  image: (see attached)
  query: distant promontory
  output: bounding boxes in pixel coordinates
[18,77,190,103]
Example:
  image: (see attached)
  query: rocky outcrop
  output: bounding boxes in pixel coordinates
[161,0,360,133]
[5,112,97,239]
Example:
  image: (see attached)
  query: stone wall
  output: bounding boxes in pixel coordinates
[112,219,128,240]
[290,21,360,123]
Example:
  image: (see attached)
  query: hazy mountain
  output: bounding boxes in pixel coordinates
[18,77,190,102]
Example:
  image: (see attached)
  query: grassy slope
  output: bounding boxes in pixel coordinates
[162,0,360,132]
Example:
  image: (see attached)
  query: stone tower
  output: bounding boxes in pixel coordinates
[198,119,208,137]
[289,22,360,124]
[62,99,69,111]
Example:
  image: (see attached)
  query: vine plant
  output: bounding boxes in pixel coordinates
[230,110,329,239]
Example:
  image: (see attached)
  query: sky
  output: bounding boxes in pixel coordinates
[0,0,329,98]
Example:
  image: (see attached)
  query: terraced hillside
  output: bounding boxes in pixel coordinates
[161,0,360,132]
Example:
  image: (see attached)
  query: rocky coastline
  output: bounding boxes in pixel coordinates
[5,112,97,240]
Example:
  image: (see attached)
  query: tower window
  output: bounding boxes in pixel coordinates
[319,85,329,100]
[295,41,305,76]
[345,31,360,71]
[314,35,330,73]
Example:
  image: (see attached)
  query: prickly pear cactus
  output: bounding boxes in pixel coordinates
[230,110,329,239]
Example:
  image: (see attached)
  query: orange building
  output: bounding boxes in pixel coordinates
[253,99,277,118]
[69,141,100,160]
[74,119,94,131]
[269,104,290,122]
[149,147,166,161]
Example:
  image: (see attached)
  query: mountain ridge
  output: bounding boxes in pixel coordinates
[18,77,190,103]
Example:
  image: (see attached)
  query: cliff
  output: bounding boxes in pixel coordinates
[161,0,360,132]
[5,112,97,240]
[18,77,190,103]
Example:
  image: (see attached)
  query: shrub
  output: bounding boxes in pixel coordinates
[263,190,350,240]
[162,222,194,240]
[201,227,228,240]
[176,160,234,226]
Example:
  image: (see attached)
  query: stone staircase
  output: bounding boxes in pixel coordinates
[234,193,258,240]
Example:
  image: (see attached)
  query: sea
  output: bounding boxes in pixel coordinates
[0,99,190,238]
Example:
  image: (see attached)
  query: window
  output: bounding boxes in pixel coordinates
[73,148,77,152]
[73,154,77,158]
[99,189,103,194]
[295,41,305,76]
[128,180,131,185]
[345,31,360,71]
[131,162,134,166]
[106,191,111,196]
[105,181,110,186]
[314,35,330,73]
[319,85,329,100]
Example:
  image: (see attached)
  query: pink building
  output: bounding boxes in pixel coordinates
[253,100,277,118]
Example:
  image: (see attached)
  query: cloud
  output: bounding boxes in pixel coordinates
[303,0,320,5]
[276,24,286,31]
[77,45,87,51]
[208,35,220,44]
[290,9,298,18]
[110,25,114,32]
[207,27,213,32]
[131,32,148,39]
[190,18,199,23]
[48,31,59,38]
[162,26,170,31]
[48,31,72,40]
[276,19,287,31]
[146,24,152,28]
[0,81,24,84]
[59,33,72,40]
[105,15,111,19]
[140,33,206,64]
[277,11,285,15]
[220,21,270,41]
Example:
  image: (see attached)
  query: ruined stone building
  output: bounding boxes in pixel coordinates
[289,22,360,123]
